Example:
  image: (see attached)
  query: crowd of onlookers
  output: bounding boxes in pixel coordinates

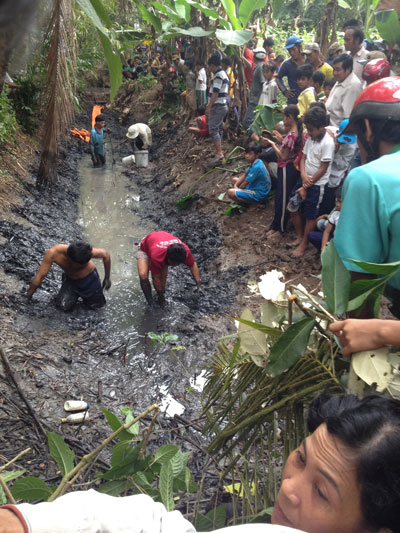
[122,22,395,261]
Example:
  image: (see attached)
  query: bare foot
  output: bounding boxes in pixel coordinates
[248,203,261,211]
[287,238,303,248]
[292,245,307,257]
[269,231,281,240]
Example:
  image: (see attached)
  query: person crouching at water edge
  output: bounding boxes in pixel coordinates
[27,242,111,311]
[137,231,200,307]
[1,393,399,532]
[227,143,271,210]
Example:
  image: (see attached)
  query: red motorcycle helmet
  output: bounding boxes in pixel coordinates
[348,76,400,160]
[362,58,391,84]
[350,76,400,125]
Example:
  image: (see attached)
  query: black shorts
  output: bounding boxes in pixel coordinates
[55,268,106,312]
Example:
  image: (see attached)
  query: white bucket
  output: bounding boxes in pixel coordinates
[122,154,135,167]
[134,150,149,168]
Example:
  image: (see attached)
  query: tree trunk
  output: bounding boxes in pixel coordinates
[316,0,338,58]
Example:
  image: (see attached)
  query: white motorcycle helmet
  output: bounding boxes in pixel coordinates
[253,47,267,60]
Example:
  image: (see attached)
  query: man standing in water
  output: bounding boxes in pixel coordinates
[27,242,111,311]
[137,231,200,306]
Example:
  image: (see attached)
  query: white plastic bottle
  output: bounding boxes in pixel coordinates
[61,412,90,423]
[64,401,90,411]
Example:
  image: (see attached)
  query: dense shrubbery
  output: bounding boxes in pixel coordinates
[0,88,18,147]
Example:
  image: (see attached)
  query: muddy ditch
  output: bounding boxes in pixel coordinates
[0,98,254,502]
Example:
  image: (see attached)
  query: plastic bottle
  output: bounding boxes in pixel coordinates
[61,412,90,423]
[64,401,90,411]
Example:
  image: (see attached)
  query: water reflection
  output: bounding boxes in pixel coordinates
[78,153,192,363]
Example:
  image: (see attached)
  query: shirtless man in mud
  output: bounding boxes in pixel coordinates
[27,242,111,311]
[137,231,200,307]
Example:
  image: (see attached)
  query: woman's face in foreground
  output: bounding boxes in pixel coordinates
[271,423,373,533]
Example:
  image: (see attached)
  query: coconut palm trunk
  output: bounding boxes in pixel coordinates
[37,0,75,189]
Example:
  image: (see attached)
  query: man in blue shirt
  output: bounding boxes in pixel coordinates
[89,114,106,167]
[276,36,305,105]
[227,143,270,207]
[334,77,400,317]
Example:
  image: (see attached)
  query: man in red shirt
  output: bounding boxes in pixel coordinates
[137,231,201,306]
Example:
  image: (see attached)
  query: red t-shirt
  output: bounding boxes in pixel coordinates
[140,231,195,274]
[243,47,254,88]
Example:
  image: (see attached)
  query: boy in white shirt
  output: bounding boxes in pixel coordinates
[258,61,278,105]
[195,59,207,107]
[291,106,335,257]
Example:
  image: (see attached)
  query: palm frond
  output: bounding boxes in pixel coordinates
[37,0,76,188]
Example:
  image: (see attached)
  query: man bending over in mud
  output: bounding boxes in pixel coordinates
[27,242,111,312]
[137,231,200,307]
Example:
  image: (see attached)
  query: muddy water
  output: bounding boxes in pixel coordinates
[77,152,199,372]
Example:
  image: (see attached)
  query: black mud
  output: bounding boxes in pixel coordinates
[0,105,248,488]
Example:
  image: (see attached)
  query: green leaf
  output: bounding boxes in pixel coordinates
[237,308,268,358]
[218,192,226,201]
[76,0,108,35]
[0,487,5,505]
[46,431,75,476]
[239,0,267,27]
[170,26,213,37]
[234,316,282,339]
[267,318,315,376]
[337,0,350,8]
[153,444,179,464]
[11,477,54,501]
[175,0,191,21]
[220,0,242,29]
[110,441,138,467]
[321,241,351,314]
[260,301,284,328]
[170,449,185,477]
[120,407,139,435]
[97,30,122,102]
[97,479,130,496]
[251,104,283,136]
[159,461,174,511]
[138,4,163,33]
[375,10,400,45]
[194,505,226,532]
[1,470,26,483]
[347,273,395,312]
[216,29,252,46]
[151,2,183,23]
[180,0,219,19]
[350,258,400,276]
[134,470,153,487]
[101,408,133,441]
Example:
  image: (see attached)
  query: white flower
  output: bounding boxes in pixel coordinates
[258,270,286,301]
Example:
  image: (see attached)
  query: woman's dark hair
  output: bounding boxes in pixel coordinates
[282,104,303,155]
[312,70,325,86]
[245,142,262,155]
[166,243,187,264]
[67,242,92,264]
[333,53,353,72]
[304,106,329,128]
[308,393,400,533]
[324,76,336,89]
[296,63,313,80]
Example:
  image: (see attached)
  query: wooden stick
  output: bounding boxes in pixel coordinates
[0,476,16,504]
[0,448,31,473]
[0,347,47,438]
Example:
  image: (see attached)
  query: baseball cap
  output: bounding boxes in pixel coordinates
[304,43,320,54]
[337,119,356,144]
[285,36,302,49]
[327,42,343,57]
